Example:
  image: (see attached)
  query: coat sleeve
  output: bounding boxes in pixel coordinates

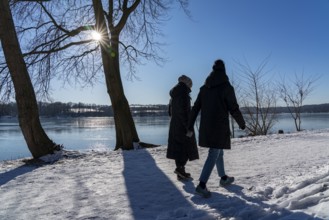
[225,85,246,129]
[188,91,201,131]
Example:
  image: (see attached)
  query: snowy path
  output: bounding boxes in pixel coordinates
[1,129,329,219]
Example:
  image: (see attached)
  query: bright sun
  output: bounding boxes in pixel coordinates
[91,31,102,41]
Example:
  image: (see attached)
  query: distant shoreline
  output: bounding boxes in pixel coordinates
[1,102,329,118]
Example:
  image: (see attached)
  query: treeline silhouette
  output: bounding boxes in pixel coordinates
[1,102,329,118]
[238,103,329,115]
[0,102,169,117]
[275,104,329,113]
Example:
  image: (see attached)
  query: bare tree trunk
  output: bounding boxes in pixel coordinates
[296,112,302,131]
[0,0,56,158]
[105,44,139,149]
[93,0,139,150]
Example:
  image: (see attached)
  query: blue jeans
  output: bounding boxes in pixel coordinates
[199,148,226,184]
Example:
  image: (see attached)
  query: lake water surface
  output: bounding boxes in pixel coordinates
[1,113,329,161]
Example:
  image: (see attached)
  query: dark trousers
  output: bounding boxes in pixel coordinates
[175,157,188,168]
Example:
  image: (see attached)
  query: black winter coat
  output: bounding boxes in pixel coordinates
[188,71,245,149]
[167,82,199,161]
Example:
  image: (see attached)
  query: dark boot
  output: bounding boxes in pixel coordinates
[174,166,191,179]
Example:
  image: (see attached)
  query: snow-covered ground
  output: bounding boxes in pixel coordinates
[1,129,329,220]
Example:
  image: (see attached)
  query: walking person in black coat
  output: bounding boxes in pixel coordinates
[167,75,199,180]
[187,59,246,197]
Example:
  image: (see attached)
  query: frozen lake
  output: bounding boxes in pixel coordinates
[1,113,329,161]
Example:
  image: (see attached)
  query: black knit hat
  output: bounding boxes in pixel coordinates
[212,59,225,71]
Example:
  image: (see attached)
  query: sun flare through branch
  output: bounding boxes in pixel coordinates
[91,30,102,41]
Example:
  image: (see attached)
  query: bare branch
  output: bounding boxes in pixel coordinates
[1,0,190,100]
[24,39,95,55]
[115,0,141,32]
[235,56,278,135]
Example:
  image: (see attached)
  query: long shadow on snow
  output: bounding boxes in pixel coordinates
[123,149,208,220]
[0,163,40,186]
[188,183,322,219]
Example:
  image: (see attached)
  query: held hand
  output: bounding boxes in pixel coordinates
[186,130,193,138]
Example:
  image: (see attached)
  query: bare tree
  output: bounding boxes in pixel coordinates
[236,57,278,136]
[1,0,189,150]
[0,0,57,158]
[278,72,320,131]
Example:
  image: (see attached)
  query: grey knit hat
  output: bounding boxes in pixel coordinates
[178,75,193,88]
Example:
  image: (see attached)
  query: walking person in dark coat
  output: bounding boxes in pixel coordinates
[187,59,246,197]
[167,75,199,180]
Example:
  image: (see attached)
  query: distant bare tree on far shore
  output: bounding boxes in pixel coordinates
[278,72,320,131]
[236,57,278,136]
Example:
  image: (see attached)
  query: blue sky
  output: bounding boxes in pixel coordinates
[52,0,329,106]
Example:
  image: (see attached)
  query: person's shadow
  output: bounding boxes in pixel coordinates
[187,182,323,219]
[123,149,324,220]
[122,149,210,220]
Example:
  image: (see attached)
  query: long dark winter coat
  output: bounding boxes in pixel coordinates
[188,71,245,149]
[167,82,199,161]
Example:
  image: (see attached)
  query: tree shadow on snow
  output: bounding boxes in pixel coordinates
[190,183,322,219]
[0,163,40,186]
[122,149,210,220]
